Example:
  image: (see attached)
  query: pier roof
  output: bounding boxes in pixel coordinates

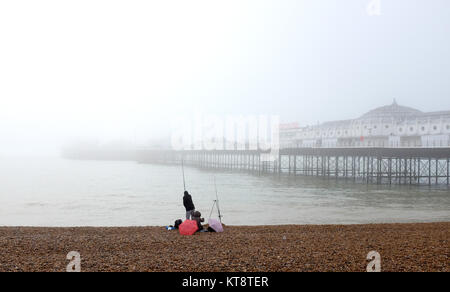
[360,100,423,120]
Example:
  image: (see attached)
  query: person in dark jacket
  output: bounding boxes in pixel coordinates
[183,191,195,220]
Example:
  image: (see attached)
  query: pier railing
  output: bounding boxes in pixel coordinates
[136,148,450,186]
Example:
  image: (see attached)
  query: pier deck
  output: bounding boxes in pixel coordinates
[137,148,450,186]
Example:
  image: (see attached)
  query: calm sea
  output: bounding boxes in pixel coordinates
[0,157,449,226]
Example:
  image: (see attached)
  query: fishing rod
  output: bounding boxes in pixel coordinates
[181,158,186,191]
[213,176,223,223]
[208,176,223,222]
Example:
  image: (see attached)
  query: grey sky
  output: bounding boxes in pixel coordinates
[0,0,449,155]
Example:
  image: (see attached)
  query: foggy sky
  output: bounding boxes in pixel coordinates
[1,0,449,155]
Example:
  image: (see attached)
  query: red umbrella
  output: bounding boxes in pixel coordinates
[179,220,198,236]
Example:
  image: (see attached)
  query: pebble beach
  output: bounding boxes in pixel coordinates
[0,222,448,272]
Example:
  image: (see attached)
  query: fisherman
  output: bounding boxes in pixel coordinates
[183,191,195,220]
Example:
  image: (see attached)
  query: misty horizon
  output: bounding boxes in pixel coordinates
[1,0,450,156]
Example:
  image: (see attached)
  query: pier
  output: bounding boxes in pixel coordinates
[137,148,450,186]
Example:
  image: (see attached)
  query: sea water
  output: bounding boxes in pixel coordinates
[0,156,449,226]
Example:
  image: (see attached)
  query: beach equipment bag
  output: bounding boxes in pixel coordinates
[179,220,198,235]
[174,219,183,229]
[208,218,224,233]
